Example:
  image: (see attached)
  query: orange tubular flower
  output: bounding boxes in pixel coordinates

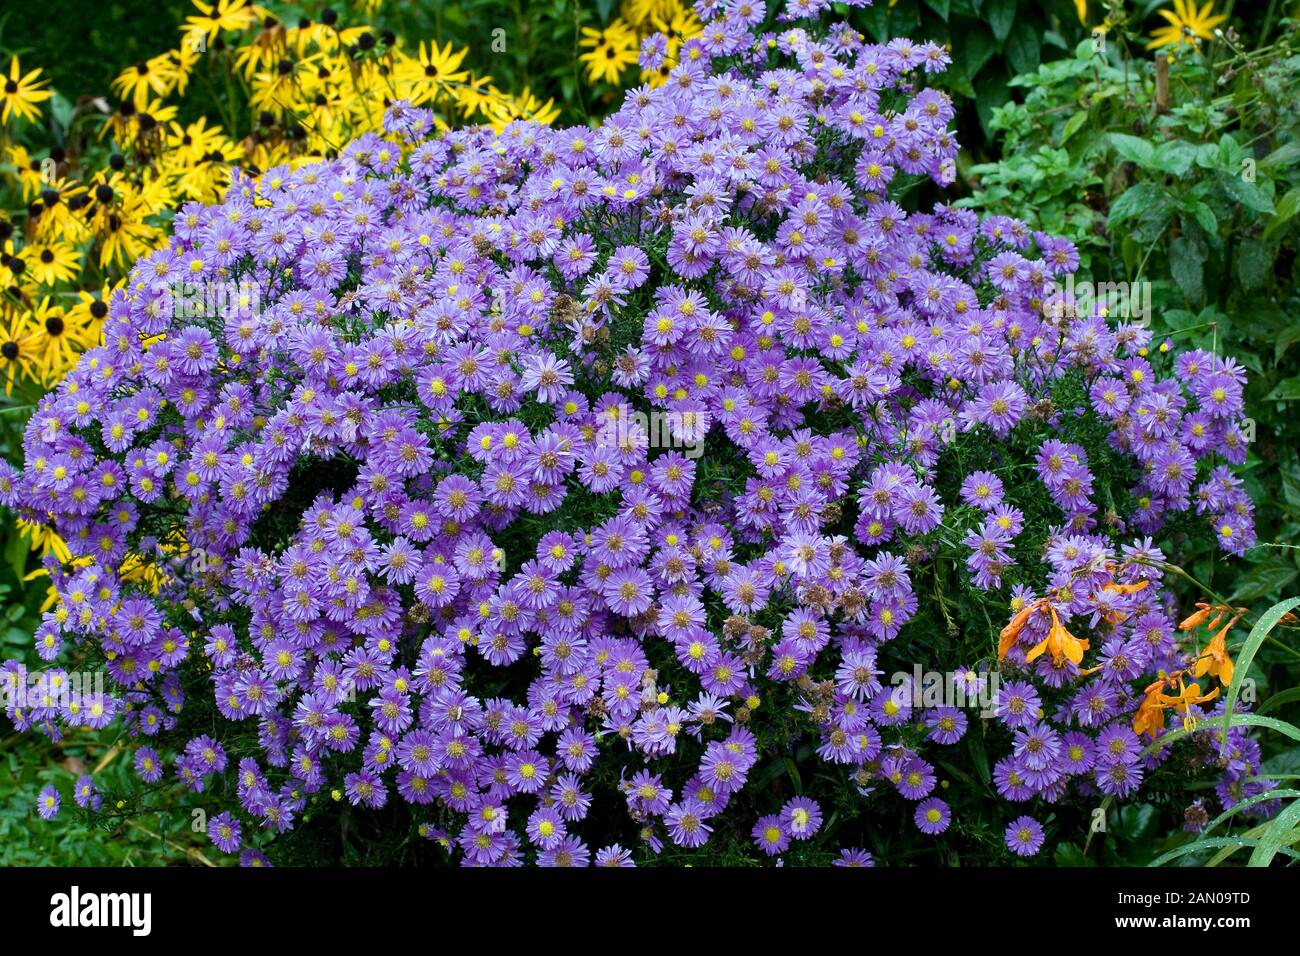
[997,601,1039,660]
[1159,678,1220,732]
[1025,606,1090,667]
[1192,624,1235,686]
[1102,579,1150,596]
[1178,601,1216,631]
[1133,677,1171,740]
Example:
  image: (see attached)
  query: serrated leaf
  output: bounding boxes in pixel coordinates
[1193,141,1220,169]
[1151,140,1197,176]
[1108,182,1161,226]
[1222,173,1276,215]
[1184,200,1218,238]
[1218,133,1244,169]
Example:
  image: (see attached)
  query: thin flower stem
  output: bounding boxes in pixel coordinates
[123,820,218,867]
[1134,557,1300,661]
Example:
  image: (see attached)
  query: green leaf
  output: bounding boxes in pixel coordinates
[1218,133,1244,170]
[1148,836,1298,867]
[984,0,1017,41]
[1184,201,1218,238]
[1170,235,1204,304]
[1236,239,1274,292]
[924,0,952,20]
[49,93,75,132]
[1004,18,1041,75]
[1060,108,1089,145]
[1189,788,1300,839]
[1258,688,1300,717]
[1248,798,1300,867]
[954,22,997,84]
[1108,183,1161,226]
[1109,133,1156,167]
[3,530,27,584]
[1264,187,1300,240]
[1121,803,1158,841]
[1227,561,1297,602]
[972,66,1012,137]
[783,757,803,794]
[1149,714,1300,761]
[860,2,890,42]
[1260,141,1300,171]
[1265,376,1300,401]
[1053,842,1093,867]
[1121,235,1141,275]
[1222,173,1277,216]
[1282,460,1300,506]
[1151,140,1197,176]
[1221,598,1300,746]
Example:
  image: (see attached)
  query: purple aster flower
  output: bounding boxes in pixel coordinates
[209,811,242,853]
[1004,815,1045,857]
[833,848,876,867]
[37,784,61,820]
[752,815,791,856]
[914,797,951,834]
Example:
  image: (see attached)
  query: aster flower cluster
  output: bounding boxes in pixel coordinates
[0,0,1262,865]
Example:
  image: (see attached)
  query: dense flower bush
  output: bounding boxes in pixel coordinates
[0,0,559,401]
[0,0,1274,865]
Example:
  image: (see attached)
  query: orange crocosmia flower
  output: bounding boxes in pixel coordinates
[1025,607,1089,667]
[1102,580,1150,596]
[1159,679,1220,732]
[1177,602,1215,631]
[1192,625,1235,686]
[997,602,1038,660]
[1132,678,1170,740]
